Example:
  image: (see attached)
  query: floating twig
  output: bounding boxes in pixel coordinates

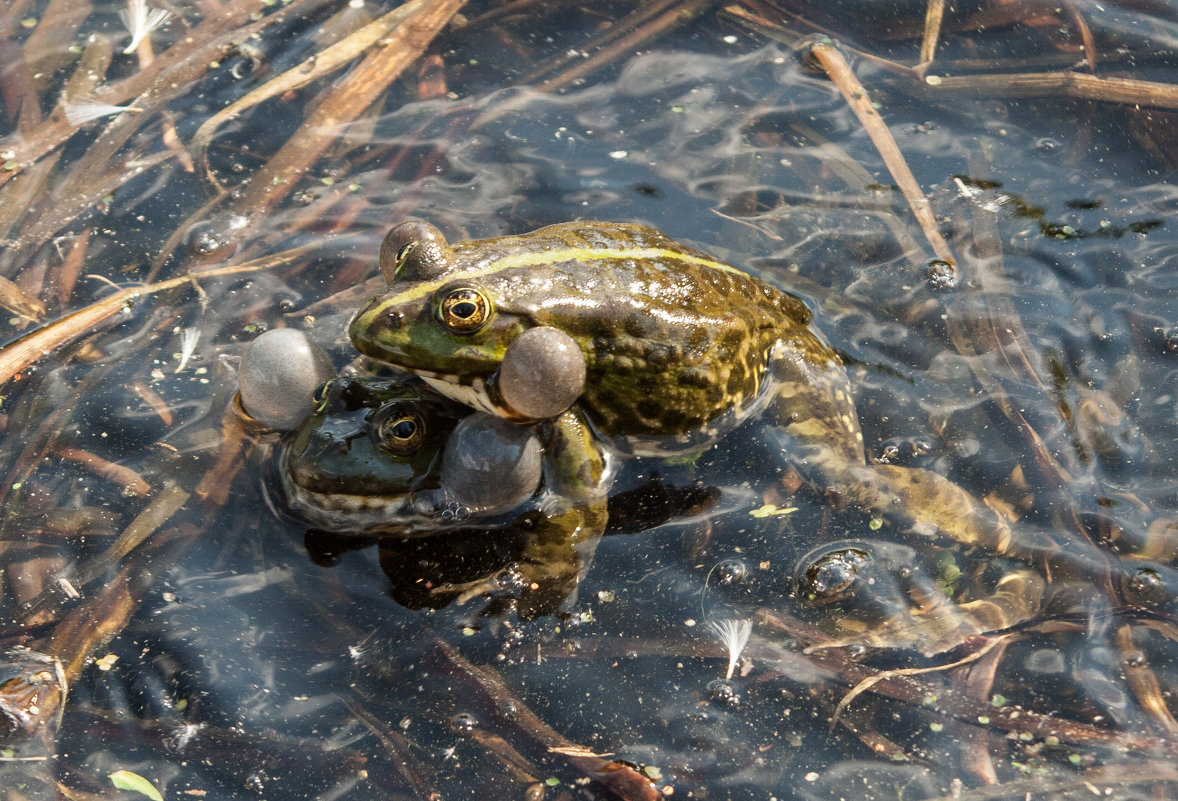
[0,245,316,387]
[920,70,1178,109]
[806,37,957,265]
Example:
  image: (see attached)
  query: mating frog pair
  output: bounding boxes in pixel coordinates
[348,220,1027,562]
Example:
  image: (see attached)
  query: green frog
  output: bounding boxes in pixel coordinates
[793,540,1043,656]
[349,220,1030,560]
[281,373,718,617]
[280,374,609,616]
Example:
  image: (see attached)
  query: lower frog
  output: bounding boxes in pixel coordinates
[280,374,608,616]
[348,220,1049,562]
[280,374,715,617]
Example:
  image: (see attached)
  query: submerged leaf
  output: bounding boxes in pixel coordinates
[109,769,164,801]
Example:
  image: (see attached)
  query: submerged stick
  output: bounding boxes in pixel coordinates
[806,38,956,265]
[230,0,467,213]
[432,639,660,800]
[0,246,315,387]
[189,0,448,187]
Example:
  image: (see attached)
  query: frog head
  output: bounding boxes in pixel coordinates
[280,376,465,533]
[281,375,545,534]
[352,221,587,420]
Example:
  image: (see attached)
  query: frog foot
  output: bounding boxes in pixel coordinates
[804,569,1044,657]
[431,557,580,620]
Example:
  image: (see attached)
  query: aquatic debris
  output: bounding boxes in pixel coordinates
[63,100,141,127]
[708,618,752,680]
[109,769,163,801]
[174,327,200,373]
[749,503,797,518]
[118,0,173,55]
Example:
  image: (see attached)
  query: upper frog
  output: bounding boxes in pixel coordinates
[349,220,864,461]
[350,220,1057,565]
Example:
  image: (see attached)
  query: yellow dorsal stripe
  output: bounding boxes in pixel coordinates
[377,246,741,309]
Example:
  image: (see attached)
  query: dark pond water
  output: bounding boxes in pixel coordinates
[4,1,1178,799]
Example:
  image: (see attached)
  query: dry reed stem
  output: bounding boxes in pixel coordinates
[527,0,707,86]
[0,0,275,192]
[1116,622,1178,735]
[434,639,661,801]
[81,482,189,578]
[922,70,1178,108]
[535,0,719,93]
[0,273,46,321]
[0,245,315,387]
[1060,0,1097,72]
[190,0,452,186]
[52,445,152,497]
[807,39,957,265]
[193,399,255,507]
[919,0,945,66]
[45,562,137,682]
[232,0,467,213]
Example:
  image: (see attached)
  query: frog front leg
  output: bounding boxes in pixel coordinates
[424,408,610,618]
[513,408,611,617]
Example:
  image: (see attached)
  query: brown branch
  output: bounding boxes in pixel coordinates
[807,38,956,264]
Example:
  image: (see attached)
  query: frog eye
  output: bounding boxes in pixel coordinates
[379,221,450,282]
[379,239,417,283]
[311,381,333,413]
[438,287,492,334]
[797,547,871,602]
[376,411,426,455]
[390,242,416,277]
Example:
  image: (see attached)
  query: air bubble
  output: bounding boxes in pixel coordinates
[925,259,958,291]
[706,679,741,709]
[713,558,748,586]
[449,712,477,735]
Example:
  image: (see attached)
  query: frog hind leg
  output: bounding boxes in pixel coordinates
[806,568,1044,657]
[766,353,1070,562]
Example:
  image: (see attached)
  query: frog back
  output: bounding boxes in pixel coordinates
[480,224,835,447]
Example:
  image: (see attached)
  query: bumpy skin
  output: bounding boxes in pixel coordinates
[350,220,1031,559]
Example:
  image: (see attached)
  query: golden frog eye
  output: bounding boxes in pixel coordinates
[377,411,426,455]
[438,287,492,333]
[392,241,417,277]
[311,381,333,413]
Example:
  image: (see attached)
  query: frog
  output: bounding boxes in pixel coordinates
[279,373,611,616]
[348,220,1036,562]
[280,373,715,617]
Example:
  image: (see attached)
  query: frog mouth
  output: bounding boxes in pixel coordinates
[416,373,510,417]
